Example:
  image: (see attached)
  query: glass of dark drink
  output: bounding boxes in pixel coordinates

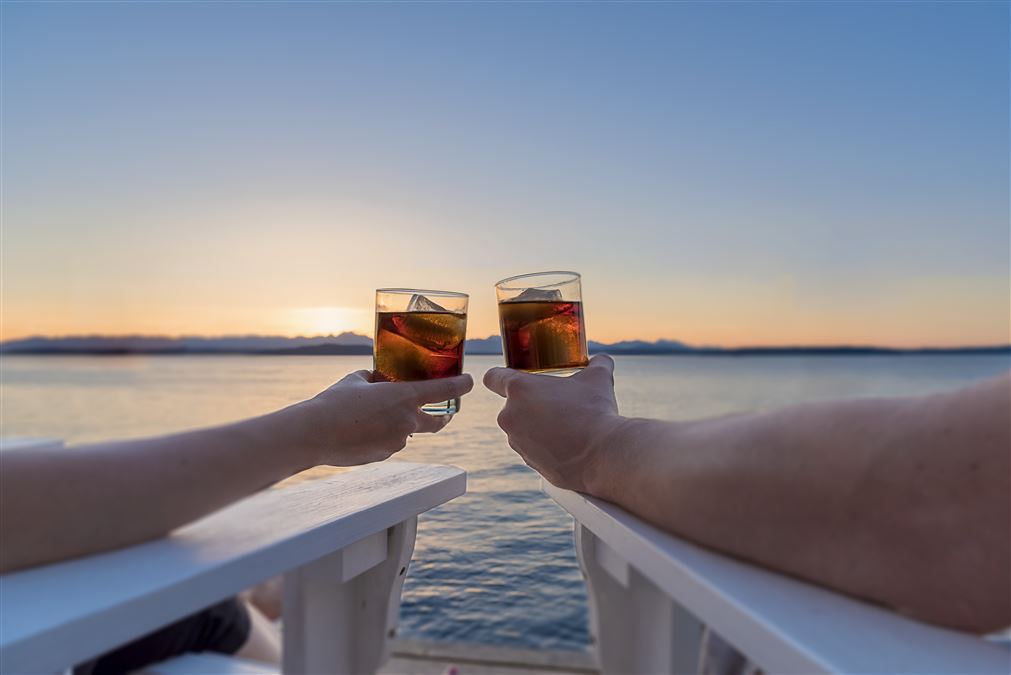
[495,271,589,375]
[374,288,469,415]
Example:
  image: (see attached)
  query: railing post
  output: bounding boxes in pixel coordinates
[575,523,704,674]
[282,517,418,674]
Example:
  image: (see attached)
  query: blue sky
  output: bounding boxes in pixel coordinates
[2,1,1008,345]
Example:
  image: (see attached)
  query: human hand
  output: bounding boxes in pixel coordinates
[297,370,474,467]
[484,355,623,492]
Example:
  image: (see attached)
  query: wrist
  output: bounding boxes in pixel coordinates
[580,415,634,498]
[269,400,327,473]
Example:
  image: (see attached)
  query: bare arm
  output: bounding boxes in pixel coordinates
[0,371,473,573]
[486,357,1010,632]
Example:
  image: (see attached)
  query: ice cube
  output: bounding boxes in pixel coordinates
[508,287,563,303]
[391,312,466,352]
[376,328,461,381]
[407,294,449,312]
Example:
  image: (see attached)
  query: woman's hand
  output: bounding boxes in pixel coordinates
[295,370,474,467]
[483,355,623,492]
[0,369,473,573]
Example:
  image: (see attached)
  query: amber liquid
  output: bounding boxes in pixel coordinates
[375,311,466,382]
[498,301,589,372]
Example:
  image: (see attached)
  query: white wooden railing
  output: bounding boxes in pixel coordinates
[0,438,465,675]
[543,480,1011,675]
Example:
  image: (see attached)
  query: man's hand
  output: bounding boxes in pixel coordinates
[300,371,474,466]
[490,359,1011,633]
[484,355,623,492]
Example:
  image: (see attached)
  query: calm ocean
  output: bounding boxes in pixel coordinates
[2,353,1008,649]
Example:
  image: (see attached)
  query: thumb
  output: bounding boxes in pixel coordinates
[582,353,615,377]
[410,374,474,404]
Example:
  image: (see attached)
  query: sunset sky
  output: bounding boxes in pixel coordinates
[2,2,1008,347]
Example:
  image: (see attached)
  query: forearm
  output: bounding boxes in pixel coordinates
[591,403,905,579]
[0,402,321,573]
[587,376,1010,631]
[1,371,473,574]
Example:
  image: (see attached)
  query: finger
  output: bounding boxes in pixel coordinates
[579,353,615,380]
[339,369,374,384]
[484,367,550,397]
[410,374,474,405]
[413,411,452,433]
[587,353,615,373]
[483,367,520,397]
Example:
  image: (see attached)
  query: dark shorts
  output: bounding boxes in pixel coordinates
[74,597,251,675]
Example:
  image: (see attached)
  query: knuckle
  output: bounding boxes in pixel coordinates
[506,435,528,457]
[508,378,531,396]
[496,408,513,431]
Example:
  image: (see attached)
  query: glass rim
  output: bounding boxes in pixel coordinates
[376,288,469,299]
[494,271,581,291]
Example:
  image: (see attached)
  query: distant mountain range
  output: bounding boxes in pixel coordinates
[1,334,1008,356]
[0,333,375,355]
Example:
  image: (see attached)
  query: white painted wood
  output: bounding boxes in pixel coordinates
[140,653,278,674]
[545,480,1011,675]
[0,437,64,451]
[576,524,703,675]
[335,529,389,583]
[591,534,630,588]
[386,638,598,674]
[1,462,465,674]
[282,518,417,674]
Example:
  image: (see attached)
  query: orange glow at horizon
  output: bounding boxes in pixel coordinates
[284,306,373,337]
[2,273,1008,349]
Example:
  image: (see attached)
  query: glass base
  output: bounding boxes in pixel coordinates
[522,366,586,377]
[542,367,583,377]
[422,398,459,415]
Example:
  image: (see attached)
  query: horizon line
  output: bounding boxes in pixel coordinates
[2,333,1010,353]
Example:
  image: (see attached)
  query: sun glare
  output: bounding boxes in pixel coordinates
[288,306,371,337]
